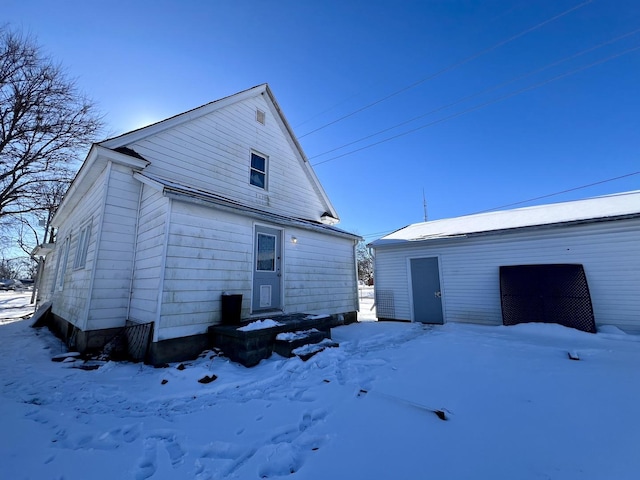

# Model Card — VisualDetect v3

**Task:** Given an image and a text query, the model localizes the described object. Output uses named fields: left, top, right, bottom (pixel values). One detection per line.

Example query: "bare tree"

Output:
left=13, top=181, right=67, bottom=255
left=0, top=26, right=103, bottom=220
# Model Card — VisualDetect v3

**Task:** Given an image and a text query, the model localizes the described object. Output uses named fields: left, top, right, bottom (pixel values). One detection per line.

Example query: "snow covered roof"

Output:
left=134, top=173, right=361, bottom=241
left=371, top=190, right=640, bottom=247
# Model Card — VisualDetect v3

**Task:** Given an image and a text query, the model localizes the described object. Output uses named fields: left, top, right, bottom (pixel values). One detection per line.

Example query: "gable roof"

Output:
left=371, top=190, right=640, bottom=248
left=53, top=84, right=341, bottom=228
left=99, top=84, right=339, bottom=220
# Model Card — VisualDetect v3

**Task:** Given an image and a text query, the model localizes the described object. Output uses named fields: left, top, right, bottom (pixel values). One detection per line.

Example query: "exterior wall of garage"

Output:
left=373, top=217, right=640, bottom=333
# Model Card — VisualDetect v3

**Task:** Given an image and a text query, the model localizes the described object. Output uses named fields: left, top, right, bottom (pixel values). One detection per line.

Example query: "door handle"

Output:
left=434, top=291, right=441, bottom=298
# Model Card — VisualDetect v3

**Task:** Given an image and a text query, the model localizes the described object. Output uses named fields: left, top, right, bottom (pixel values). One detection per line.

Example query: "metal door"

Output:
left=252, top=226, right=282, bottom=312
left=410, top=257, right=443, bottom=324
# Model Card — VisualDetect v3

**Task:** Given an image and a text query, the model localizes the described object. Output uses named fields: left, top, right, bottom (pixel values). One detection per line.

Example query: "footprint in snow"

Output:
left=198, top=441, right=258, bottom=477
left=135, top=431, right=186, bottom=479
left=135, top=437, right=158, bottom=480
left=257, top=442, right=303, bottom=478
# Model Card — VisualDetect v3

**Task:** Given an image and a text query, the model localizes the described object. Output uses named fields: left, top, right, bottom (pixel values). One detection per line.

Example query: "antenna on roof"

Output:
left=423, top=189, right=428, bottom=222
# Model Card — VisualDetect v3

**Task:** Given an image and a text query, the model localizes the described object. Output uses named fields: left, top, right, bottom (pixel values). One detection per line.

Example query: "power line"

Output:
left=311, top=44, right=640, bottom=167
left=310, top=27, right=640, bottom=161
left=292, top=3, right=523, bottom=130
left=472, top=171, right=640, bottom=214
left=298, top=0, right=594, bottom=139
left=292, top=89, right=365, bottom=129
left=359, top=170, right=640, bottom=240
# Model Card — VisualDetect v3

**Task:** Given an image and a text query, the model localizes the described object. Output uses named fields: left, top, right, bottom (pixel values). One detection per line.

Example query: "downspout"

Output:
left=126, top=180, right=144, bottom=320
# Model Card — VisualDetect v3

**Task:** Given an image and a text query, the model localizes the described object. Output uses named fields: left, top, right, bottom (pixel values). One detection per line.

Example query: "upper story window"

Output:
left=250, top=152, right=268, bottom=189
left=256, top=109, right=266, bottom=125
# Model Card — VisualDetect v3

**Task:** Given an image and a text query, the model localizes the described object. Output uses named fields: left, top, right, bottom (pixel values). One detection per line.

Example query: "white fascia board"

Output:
left=32, top=243, right=55, bottom=256
left=163, top=188, right=359, bottom=241
left=262, top=85, right=340, bottom=221
left=52, top=145, right=149, bottom=226
left=95, top=145, right=149, bottom=169
left=99, top=84, right=269, bottom=149
left=52, top=144, right=104, bottom=226
left=133, top=172, right=165, bottom=191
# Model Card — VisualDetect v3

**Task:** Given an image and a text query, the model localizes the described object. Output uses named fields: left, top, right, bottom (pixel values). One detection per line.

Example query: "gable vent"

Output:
left=256, top=109, right=266, bottom=125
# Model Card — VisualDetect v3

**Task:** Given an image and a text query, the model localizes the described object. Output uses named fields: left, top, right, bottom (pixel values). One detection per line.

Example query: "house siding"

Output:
left=86, top=162, right=141, bottom=331
left=374, top=218, right=640, bottom=333
left=37, top=85, right=358, bottom=362
left=128, top=185, right=170, bottom=325
left=128, top=95, right=326, bottom=221
left=44, top=165, right=108, bottom=328
left=154, top=200, right=358, bottom=341
left=157, top=201, right=254, bottom=341
left=284, top=228, right=358, bottom=315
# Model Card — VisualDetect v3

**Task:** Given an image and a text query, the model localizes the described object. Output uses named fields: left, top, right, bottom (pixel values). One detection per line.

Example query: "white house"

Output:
left=369, top=191, right=640, bottom=333
left=35, top=84, right=360, bottom=363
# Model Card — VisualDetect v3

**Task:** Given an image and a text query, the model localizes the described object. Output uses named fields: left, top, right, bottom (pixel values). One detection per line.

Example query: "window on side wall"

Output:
left=73, top=221, right=92, bottom=269
left=54, top=236, right=70, bottom=292
left=250, top=152, right=268, bottom=189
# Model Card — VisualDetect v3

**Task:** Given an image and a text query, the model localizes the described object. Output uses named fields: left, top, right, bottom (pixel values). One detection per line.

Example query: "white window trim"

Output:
left=249, top=151, right=268, bottom=190
left=55, top=236, right=70, bottom=292
left=73, top=220, right=92, bottom=269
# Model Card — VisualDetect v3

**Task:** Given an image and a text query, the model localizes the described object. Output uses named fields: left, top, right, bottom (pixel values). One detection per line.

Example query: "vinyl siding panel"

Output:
left=374, top=218, right=640, bottom=333
left=284, top=229, right=358, bottom=315
left=156, top=201, right=253, bottom=340
left=129, top=185, right=169, bottom=324
left=86, top=163, right=141, bottom=330
left=154, top=200, right=357, bottom=341
left=43, top=165, right=108, bottom=328
left=129, top=95, right=327, bottom=222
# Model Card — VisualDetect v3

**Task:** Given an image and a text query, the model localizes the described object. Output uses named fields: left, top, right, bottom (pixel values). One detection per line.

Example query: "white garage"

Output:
left=369, top=191, right=640, bottom=333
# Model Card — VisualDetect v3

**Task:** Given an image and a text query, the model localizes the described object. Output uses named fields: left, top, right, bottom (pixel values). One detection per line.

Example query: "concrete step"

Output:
left=292, top=338, right=340, bottom=361
left=273, top=328, right=330, bottom=358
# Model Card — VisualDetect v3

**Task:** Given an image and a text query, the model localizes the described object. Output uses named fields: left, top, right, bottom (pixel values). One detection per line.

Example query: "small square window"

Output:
left=250, top=152, right=267, bottom=189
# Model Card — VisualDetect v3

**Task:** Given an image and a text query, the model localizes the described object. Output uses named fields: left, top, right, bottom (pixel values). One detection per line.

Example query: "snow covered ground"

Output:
left=2, top=290, right=640, bottom=480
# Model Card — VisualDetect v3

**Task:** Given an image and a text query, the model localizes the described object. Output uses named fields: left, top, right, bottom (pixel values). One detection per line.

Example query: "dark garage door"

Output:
left=499, top=264, right=596, bottom=333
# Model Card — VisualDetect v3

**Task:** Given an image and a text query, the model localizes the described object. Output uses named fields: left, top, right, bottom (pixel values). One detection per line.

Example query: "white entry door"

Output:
left=252, top=226, right=282, bottom=312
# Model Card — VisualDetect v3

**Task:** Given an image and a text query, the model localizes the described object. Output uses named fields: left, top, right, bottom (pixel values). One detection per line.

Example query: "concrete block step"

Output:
left=292, top=338, right=340, bottom=361
left=273, top=328, right=330, bottom=358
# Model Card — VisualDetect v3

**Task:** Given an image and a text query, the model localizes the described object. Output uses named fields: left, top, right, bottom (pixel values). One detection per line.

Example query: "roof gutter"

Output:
left=133, top=173, right=360, bottom=241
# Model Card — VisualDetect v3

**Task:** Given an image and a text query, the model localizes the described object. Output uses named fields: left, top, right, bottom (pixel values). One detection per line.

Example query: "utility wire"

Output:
left=298, top=0, right=594, bottom=139
left=472, top=171, right=640, bottom=214
left=310, top=27, right=640, bottom=160
left=312, top=44, right=640, bottom=167
left=360, top=170, right=640, bottom=240
left=293, top=3, right=523, bottom=130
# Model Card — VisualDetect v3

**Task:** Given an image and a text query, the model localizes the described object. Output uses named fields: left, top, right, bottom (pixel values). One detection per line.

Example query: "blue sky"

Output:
left=5, top=0, right=640, bottom=241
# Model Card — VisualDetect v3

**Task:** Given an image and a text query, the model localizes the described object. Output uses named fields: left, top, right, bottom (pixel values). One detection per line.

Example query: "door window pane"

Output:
left=256, top=233, right=276, bottom=271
